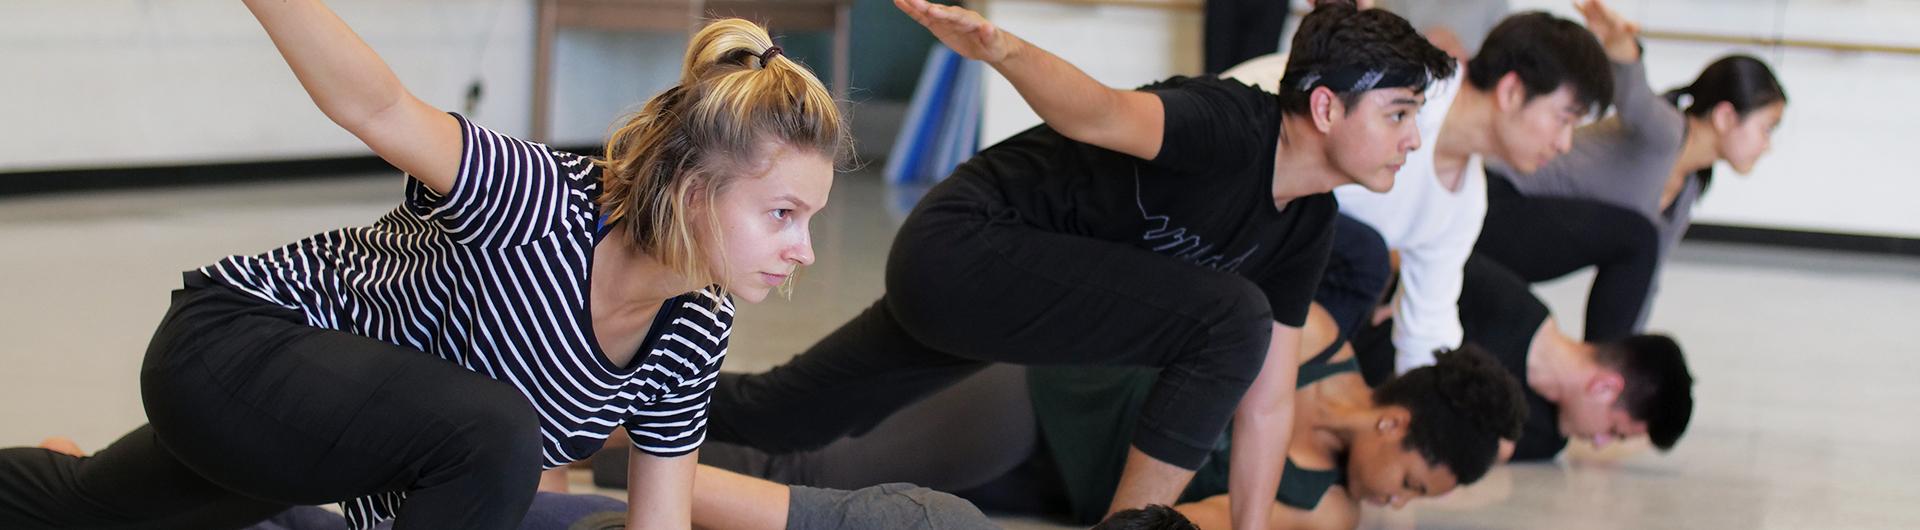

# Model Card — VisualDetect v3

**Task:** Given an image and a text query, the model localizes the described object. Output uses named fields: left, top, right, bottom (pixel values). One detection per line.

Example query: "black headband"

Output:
left=1292, top=66, right=1427, bottom=94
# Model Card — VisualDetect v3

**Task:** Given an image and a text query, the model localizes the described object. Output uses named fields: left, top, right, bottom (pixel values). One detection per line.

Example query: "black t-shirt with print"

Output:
left=940, top=75, right=1335, bottom=327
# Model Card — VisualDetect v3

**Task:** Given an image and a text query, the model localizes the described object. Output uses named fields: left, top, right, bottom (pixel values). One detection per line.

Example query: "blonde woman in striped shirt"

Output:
left=0, top=2, right=844, bottom=529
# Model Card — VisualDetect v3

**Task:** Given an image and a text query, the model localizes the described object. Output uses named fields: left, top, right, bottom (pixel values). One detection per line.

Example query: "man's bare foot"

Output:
left=38, top=437, right=86, bottom=457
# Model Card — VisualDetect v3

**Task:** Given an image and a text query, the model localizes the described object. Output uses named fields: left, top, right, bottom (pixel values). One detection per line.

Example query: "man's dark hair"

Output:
left=1466, top=11, right=1615, bottom=116
left=1595, top=334, right=1695, bottom=450
left=1092, top=504, right=1200, bottom=530
left=1278, top=4, right=1457, bottom=115
left=1373, top=345, right=1527, bottom=485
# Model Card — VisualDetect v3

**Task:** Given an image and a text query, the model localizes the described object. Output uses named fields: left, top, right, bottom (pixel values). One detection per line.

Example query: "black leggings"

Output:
left=1475, top=175, right=1660, bottom=342
left=709, top=178, right=1274, bottom=470
left=0, top=275, right=543, bottom=530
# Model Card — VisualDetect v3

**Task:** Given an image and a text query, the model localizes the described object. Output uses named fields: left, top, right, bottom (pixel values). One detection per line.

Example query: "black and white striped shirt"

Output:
left=200, top=114, right=730, bottom=528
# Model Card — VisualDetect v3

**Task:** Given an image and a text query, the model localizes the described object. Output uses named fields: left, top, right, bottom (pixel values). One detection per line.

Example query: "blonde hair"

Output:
left=598, top=18, right=848, bottom=292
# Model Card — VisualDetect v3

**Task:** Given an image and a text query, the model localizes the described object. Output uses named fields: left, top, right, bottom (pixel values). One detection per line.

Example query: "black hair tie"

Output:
left=759, top=46, right=784, bottom=68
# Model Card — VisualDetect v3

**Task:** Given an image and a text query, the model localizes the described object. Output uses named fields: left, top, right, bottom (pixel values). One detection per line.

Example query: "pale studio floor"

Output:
left=1, top=172, right=1916, bottom=529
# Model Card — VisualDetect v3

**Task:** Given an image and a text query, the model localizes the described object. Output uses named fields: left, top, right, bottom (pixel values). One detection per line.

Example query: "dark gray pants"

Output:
left=700, top=364, right=1036, bottom=493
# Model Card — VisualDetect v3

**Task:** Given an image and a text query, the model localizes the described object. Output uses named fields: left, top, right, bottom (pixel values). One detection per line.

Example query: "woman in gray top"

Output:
left=1475, top=0, right=1787, bottom=340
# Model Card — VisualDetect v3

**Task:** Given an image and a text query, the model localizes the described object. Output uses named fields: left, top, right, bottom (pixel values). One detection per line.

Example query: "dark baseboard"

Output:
left=1684, top=223, right=1920, bottom=257
left=0, top=156, right=398, bottom=198
left=6, top=157, right=1916, bottom=259
left=0, top=145, right=604, bottom=198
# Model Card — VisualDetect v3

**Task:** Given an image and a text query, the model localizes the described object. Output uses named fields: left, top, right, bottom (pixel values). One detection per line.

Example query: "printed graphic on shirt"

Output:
left=1133, top=169, right=1259, bottom=272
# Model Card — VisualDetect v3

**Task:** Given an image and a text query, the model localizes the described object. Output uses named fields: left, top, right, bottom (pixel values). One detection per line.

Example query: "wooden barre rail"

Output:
left=976, top=0, right=1920, bottom=57
left=1010, top=0, right=1201, bottom=11
left=1640, top=29, right=1920, bottom=57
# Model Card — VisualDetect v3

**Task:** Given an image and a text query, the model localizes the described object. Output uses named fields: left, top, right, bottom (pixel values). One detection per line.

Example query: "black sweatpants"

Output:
left=0, top=274, right=543, bottom=530
left=1475, top=174, right=1660, bottom=342
left=709, top=178, right=1275, bottom=470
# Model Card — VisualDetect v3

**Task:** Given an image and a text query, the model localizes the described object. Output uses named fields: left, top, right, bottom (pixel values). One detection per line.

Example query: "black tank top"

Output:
left=1027, top=349, right=1360, bottom=521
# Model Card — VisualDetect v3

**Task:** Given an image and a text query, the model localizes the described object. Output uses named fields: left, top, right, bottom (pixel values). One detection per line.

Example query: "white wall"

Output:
left=0, top=0, right=682, bottom=172
left=1509, top=0, right=1920, bottom=239
left=977, top=0, right=1203, bottom=145
left=6, top=0, right=1917, bottom=238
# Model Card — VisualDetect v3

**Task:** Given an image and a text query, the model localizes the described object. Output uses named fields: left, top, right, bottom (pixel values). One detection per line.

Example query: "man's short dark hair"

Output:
left=1278, top=4, right=1457, bottom=115
left=1596, top=334, right=1695, bottom=450
left=1092, top=504, right=1200, bottom=530
left=1466, top=11, right=1615, bottom=116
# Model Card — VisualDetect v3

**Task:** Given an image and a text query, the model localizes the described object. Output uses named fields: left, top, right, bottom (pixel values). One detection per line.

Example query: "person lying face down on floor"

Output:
left=1028, top=309, right=1528, bottom=530
left=1350, top=254, right=1696, bottom=461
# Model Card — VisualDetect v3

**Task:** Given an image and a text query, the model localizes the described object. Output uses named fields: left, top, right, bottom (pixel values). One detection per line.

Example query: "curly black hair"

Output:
left=1278, top=4, right=1457, bottom=115
left=1372, top=344, right=1528, bottom=485
left=1596, top=334, right=1695, bottom=451
left=1092, top=504, right=1200, bottom=530
left=1467, top=11, right=1615, bottom=116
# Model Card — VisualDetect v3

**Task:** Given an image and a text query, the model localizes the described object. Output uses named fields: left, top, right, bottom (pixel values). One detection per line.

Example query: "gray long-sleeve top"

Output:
left=1490, top=60, right=1703, bottom=258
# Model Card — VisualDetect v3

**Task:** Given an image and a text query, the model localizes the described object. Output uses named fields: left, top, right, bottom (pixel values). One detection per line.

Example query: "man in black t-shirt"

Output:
left=709, top=2, right=1455, bottom=527
left=1354, top=254, right=1696, bottom=461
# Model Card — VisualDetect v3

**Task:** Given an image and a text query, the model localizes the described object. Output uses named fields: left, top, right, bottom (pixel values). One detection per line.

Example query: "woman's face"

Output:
left=1716, top=101, right=1785, bottom=175
left=703, top=144, right=834, bottom=303
left=1344, top=410, right=1462, bottom=509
